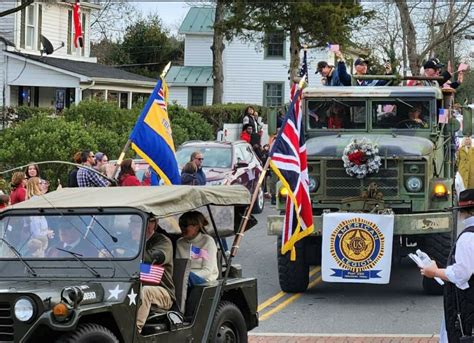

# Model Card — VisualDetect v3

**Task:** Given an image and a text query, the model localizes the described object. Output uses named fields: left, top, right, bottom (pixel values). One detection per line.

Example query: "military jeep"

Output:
left=0, top=186, right=257, bottom=342
left=268, top=85, right=473, bottom=294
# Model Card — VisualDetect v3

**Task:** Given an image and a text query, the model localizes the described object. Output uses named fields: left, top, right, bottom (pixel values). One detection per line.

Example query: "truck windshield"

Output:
left=307, top=99, right=366, bottom=130
left=0, top=214, right=143, bottom=259
left=372, top=99, right=431, bottom=130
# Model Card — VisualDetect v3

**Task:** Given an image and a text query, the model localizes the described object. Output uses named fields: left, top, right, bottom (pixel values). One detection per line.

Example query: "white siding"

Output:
left=0, top=44, right=4, bottom=107
left=184, top=35, right=213, bottom=67
left=0, top=2, right=15, bottom=42
left=6, top=55, right=81, bottom=88
left=169, top=87, right=188, bottom=108
left=206, top=87, right=213, bottom=105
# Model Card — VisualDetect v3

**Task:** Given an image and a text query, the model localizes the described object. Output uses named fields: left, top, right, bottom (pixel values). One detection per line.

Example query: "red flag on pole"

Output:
left=73, top=1, right=83, bottom=49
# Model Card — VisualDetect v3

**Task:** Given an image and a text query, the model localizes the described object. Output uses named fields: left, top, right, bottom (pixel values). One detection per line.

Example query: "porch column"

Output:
left=127, top=91, right=133, bottom=109
left=75, top=87, right=82, bottom=106
left=104, top=89, right=108, bottom=102
left=5, top=85, right=11, bottom=106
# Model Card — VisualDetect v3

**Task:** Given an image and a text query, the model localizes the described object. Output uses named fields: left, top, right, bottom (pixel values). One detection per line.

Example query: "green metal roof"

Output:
left=179, top=7, right=215, bottom=34
left=166, top=66, right=213, bottom=87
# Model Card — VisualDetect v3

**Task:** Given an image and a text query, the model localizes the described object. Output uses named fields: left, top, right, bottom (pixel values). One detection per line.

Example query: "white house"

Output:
left=0, top=0, right=155, bottom=111
left=165, top=7, right=333, bottom=108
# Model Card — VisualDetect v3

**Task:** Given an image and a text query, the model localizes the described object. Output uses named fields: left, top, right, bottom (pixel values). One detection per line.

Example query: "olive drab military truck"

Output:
left=267, top=85, right=474, bottom=295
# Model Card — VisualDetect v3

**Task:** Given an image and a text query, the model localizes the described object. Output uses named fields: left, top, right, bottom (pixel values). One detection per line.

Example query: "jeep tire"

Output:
left=277, top=236, right=309, bottom=293
left=420, top=233, right=452, bottom=295
left=209, top=301, right=247, bottom=343
left=56, top=323, right=119, bottom=343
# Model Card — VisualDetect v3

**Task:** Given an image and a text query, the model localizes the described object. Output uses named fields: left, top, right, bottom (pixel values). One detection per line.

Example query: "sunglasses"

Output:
left=197, top=158, right=204, bottom=161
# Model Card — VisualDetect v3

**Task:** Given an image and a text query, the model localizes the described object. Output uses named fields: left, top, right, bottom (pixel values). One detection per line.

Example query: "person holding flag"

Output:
left=126, top=67, right=181, bottom=185
left=268, top=48, right=314, bottom=261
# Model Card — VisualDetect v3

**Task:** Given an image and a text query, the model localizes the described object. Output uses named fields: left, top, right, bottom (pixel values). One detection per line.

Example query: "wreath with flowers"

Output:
left=342, top=138, right=381, bottom=179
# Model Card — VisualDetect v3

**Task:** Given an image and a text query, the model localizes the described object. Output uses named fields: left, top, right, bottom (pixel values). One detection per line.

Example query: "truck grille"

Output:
left=325, top=160, right=399, bottom=197
left=0, top=302, right=14, bottom=341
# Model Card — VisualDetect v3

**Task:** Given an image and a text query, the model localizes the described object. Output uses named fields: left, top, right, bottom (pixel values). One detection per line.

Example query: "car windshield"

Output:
left=0, top=214, right=143, bottom=259
left=307, top=99, right=366, bottom=130
left=372, top=99, right=431, bottom=130
left=176, top=146, right=232, bottom=168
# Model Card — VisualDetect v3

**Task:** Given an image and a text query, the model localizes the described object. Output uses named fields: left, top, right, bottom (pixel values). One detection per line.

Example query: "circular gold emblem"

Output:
left=330, top=218, right=384, bottom=272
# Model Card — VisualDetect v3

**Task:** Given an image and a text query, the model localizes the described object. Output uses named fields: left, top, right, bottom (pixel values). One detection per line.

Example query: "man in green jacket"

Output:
left=136, top=216, right=176, bottom=333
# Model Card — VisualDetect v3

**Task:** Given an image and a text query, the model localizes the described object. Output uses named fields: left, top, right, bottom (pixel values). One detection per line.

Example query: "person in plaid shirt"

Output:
left=77, top=150, right=109, bottom=187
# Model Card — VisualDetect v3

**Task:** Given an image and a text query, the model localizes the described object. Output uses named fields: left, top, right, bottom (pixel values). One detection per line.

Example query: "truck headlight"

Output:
left=405, top=176, right=423, bottom=192
left=433, top=183, right=448, bottom=198
left=308, top=177, right=318, bottom=192
left=14, top=297, right=35, bottom=322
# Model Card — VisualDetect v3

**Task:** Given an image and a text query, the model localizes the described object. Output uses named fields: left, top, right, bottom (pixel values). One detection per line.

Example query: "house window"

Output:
left=67, top=10, right=86, bottom=56
left=265, top=31, right=285, bottom=58
left=188, top=87, right=206, bottom=107
left=25, top=5, right=36, bottom=49
left=264, top=82, right=284, bottom=108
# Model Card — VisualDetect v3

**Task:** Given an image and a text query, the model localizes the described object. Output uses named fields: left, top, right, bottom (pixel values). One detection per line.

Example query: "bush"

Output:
left=189, top=103, right=268, bottom=133
left=168, top=104, right=214, bottom=146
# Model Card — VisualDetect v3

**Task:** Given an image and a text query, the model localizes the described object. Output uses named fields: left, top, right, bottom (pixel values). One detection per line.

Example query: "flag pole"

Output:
left=111, top=62, right=172, bottom=180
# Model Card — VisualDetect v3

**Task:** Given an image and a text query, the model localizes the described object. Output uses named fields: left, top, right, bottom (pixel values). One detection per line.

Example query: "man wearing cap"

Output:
left=352, top=58, right=392, bottom=86
left=136, top=216, right=175, bottom=334
left=421, top=189, right=474, bottom=342
left=76, top=150, right=109, bottom=187
left=315, top=51, right=351, bottom=86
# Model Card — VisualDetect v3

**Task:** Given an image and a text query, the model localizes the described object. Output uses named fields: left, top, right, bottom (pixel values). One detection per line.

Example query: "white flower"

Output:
left=342, top=138, right=381, bottom=178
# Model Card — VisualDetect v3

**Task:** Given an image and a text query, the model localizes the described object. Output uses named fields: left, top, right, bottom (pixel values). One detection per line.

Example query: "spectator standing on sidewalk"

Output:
left=77, top=150, right=109, bottom=187
left=9, top=172, right=27, bottom=205
left=118, top=158, right=150, bottom=186
left=190, top=152, right=206, bottom=185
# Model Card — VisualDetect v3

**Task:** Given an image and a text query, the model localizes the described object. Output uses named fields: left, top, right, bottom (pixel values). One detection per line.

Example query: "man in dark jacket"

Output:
left=136, top=216, right=175, bottom=333
left=351, top=57, right=392, bottom=86
left=421, top=189, right=474, bottom=342
left=315, top=51, right=351, bottom=86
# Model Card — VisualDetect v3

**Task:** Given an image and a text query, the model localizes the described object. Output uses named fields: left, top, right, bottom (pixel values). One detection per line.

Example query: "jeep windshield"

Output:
left=176, top=146, right=232, bottom=168
left=0, top=213, right=143, bottom=259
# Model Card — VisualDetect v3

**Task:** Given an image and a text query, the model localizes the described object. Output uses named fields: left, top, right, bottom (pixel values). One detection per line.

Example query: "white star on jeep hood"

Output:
left=107, top=284, right=124, bottom=300
left=127, top=288, right=137, bottom=305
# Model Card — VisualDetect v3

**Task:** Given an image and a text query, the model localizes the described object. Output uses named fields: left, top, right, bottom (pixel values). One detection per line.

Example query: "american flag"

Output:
left=140, top=263, right=164, bottom=284
left=190, top=245, right=209, bottom=260
left=298, top=49, right=308, bottom=83
left=269, top=62, right=314, bottom=260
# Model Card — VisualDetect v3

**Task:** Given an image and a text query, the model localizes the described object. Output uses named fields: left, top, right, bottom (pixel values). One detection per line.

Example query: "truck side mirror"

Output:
left=267, top=108, right=277, bottom=136
left=462, top=107, right=473, bottom=137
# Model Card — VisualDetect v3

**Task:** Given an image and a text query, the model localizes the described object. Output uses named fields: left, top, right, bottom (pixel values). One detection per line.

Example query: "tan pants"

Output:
left=136, top=286, right=172, bottom=332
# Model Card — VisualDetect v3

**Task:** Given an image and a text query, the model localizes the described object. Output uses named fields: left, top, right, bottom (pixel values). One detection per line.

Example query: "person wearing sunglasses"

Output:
left=190, top=151, right=206, bottom=186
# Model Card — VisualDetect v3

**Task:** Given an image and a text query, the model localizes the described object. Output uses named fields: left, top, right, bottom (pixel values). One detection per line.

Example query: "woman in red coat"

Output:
left=118, top=159, right=150, bottom=186
left=10, top=172, right=27, bottom=205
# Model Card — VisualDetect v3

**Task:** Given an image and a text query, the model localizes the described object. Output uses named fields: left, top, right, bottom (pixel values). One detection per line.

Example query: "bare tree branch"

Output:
left=0, top=0, right=34, bottom=18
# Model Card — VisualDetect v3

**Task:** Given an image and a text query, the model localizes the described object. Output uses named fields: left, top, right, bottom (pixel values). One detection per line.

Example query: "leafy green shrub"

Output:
left=5, top=106, right=54, bottom=122
left=168, top=104, right=214, bottom=146
left=189, top=103, right=268, bottom=132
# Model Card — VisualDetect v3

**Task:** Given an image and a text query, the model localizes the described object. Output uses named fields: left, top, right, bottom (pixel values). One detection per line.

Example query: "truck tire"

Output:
left=209, top=301, right=247, bottom=343
left=420, top=233, right=452, bottom=295
left=56, top=323, right=119, bottom=343
left=252, top=187, right=265, bottom=214
left=277, top=236, right=309, bottom=293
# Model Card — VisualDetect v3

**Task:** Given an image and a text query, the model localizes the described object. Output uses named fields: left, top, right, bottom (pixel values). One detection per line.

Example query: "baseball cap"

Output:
left=354, top=58, right=369, bottom=66
left=315, top=61, right=329, bottom=74
left=423, top=59, right=443, bottom=70
left=95, top=152, right=105, bottom=161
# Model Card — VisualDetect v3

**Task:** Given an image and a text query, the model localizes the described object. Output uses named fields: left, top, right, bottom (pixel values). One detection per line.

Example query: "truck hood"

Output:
left=306, top=134, right=434, bottom=157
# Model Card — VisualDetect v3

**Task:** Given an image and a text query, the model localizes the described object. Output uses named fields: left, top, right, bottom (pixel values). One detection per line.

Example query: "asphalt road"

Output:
left=234, top=202, right=444, bottom=336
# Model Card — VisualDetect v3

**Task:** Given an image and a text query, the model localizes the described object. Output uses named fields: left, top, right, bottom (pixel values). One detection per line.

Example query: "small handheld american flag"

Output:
left=190, top=245, right=209, bottom=260
left=140, top=263, right=164, bottom=284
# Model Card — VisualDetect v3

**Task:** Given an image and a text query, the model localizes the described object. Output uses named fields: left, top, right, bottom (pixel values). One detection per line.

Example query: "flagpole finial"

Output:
left=160, top=62, right=172, bottom=78
left=298, top=76, right=307, bottom=90
left=302, top=44, right=308, bottom=51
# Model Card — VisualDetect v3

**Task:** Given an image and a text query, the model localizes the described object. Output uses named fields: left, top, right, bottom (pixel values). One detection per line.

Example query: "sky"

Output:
left=133, top=2, right=192, bottom=34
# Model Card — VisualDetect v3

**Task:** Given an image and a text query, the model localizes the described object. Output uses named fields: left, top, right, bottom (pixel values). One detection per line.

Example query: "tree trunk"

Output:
left=211, top=0, right=225, bottom=105
left=288, top=28, right=301, bottom=87
left=394, top=0, right=421, bottom=75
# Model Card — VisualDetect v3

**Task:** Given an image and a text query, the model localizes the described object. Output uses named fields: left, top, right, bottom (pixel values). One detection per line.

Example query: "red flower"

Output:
left=348, top=150, right=365, bottom=166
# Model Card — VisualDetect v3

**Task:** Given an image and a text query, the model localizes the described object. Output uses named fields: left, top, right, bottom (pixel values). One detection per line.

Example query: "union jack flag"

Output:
left=140, top=263, right=164, bottom=284
left=155, top=79, right=168, bottom=111
left=269, top=62, right=313, bottom=260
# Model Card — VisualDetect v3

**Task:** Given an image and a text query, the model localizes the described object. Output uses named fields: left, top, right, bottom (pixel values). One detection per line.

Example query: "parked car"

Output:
left=176, top=141, right=265, bottom=213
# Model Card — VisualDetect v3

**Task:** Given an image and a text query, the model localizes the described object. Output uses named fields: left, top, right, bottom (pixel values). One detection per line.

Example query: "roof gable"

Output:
left=179, top=7, right=215, bottom=34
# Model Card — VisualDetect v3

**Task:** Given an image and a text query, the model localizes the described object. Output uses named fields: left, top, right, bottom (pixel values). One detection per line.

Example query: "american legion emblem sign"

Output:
left=322, top=213, right=394, bottom=284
